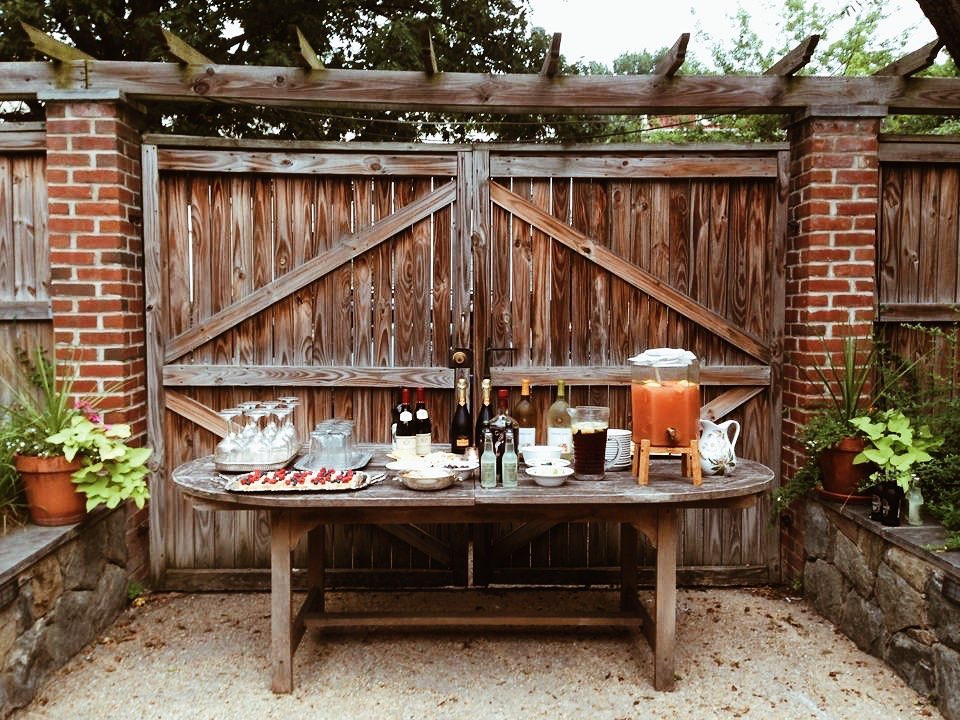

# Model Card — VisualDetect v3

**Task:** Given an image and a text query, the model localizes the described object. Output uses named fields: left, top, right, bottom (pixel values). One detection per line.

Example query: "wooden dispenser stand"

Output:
left=633, top=437, right=702, bottom=486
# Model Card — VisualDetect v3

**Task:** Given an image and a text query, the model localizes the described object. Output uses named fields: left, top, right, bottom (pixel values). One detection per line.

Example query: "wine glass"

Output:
left=215, top=407, right=243, bottom=463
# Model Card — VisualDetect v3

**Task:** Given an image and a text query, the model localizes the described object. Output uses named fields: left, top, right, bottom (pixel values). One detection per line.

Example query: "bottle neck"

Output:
left=481, top=380, right=492, bottom=406
left=556, top=380, right=565, bottom=399
left=456, top=380, right=468, bottom=406
left=520, top=379, right=530, bottom=398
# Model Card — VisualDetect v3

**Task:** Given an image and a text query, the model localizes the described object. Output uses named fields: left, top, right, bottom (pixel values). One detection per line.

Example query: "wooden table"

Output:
left=173, top=449, right=773, bottom=693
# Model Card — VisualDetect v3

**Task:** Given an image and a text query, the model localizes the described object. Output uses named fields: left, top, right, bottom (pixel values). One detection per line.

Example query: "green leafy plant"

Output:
left=850, top=409, right=943, bottom=492
left=0, top=345, right=151, bottom=512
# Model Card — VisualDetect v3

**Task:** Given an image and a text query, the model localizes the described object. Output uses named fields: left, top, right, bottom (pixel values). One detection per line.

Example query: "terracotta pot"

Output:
left=816, top=437, right=872, bottom=501
left=14, top=454, right=87, bottom=526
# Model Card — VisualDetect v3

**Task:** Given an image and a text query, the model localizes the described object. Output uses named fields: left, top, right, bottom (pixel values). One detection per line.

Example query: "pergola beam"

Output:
left=20, top=22, right=94, bottom=62
left=421, top=28, right=438, bottom=76
left=293, top=26, right=324, bottom=71
left=540, top=33, right=562, bottom=78
left=4, top=60, right=960, bottom=114
left=653, top=34, right=689, bottom=77
left=161, top=28, right=214, bottom=65
left=873, top=38, right=944, bottom=77
left=764, top=35, right=820, bottom=77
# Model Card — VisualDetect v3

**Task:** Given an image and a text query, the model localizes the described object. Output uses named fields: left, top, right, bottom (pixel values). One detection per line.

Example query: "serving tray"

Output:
left=222, top=468, right=385, bottom=493
left=214, top=448, right=300, bottom=474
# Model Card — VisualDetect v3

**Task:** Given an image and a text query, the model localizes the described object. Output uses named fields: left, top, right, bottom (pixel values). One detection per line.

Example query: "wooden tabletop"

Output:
left=172, top=444, right=774, bottom=512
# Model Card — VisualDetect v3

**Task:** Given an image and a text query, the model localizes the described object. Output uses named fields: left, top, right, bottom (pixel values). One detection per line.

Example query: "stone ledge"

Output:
left=0, top=508, right=112, bottom=595
left=815, top=497, right=960, bottom=583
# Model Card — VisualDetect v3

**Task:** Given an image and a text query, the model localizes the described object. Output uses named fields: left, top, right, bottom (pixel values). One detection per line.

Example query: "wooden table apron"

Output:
left=172, top=452, right=774, bottom=694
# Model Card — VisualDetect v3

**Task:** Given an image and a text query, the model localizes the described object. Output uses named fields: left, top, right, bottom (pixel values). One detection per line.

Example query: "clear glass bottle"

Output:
left=546, top=379, right=572, bottom=457
left=501, top=431, right=518, bottom=488
left=906, top=484, right=924, bottom=526
left=489, top=388, right=519, bottom=479
left=514, top=378, right=536, bottom=450
left=479, top=430, right=497, bottom=489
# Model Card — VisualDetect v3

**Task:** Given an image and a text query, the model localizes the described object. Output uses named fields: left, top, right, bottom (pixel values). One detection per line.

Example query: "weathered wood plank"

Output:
left=489, top=365, right=769, bottom=385
left=653, top=33, right=689, bottom=77
left=550, top=177, right=571, bottom=367
left=163, top=364, right=456, bottom=388
left=11, top=155, right=38, bottom=301
left=165, top=389, right=228, bottom=437
left=879, top=140, right=960, bottom=163
left=0, top=300, right=51, bottom=320
left=489, top=155, right=778, bottom=179
left=69, top=61, right=960, bottom=114
left=165, top=181, right=455, bottom=362
left=489, top=182, right=770, bottom=363
left=157, top=149, right=457, bottom=175
left=0, top=130, right=45, bottom=152
left=764, top=35, right=820, bottom=77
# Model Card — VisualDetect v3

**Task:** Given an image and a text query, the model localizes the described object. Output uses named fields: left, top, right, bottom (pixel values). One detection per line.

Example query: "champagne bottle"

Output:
left=546, top=379, right=573, bottom=457
left=501, top=430, right=518, bottom=488
left=514, top=378, right=537, bottom=450
left=474, top=378, right=494, bottom=448
left=479, top=430, right=497, bottom=489
left=414, top=386, right=432, bottom=456
left=395, top=387, right=416, bottom=457
left=489, top=388, right=518, bottom=478
left=450, top=377, right=472, bottom=454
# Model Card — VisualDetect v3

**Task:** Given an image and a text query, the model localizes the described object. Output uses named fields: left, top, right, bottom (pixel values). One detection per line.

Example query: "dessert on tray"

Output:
left=223, top=467, right=384, bottom=492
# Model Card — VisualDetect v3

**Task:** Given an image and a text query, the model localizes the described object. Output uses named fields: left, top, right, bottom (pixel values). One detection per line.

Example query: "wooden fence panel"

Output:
left=149, top=144, right=783, bottom=589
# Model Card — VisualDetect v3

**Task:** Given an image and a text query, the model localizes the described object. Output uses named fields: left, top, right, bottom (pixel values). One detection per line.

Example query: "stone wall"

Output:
left=804, top=500, right=960, bottom=720
left=0, top=510, right=129, bottom=718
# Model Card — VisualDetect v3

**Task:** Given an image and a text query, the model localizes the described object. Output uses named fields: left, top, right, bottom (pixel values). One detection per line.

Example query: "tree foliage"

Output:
left=0, top=0, right=556, bottom=140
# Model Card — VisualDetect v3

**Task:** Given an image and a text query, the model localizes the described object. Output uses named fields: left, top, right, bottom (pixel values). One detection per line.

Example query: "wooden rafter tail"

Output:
left=764, top=34, right=820, bottom=77
left=20, top=21, right=95, bottom=62
left=540, top=32, right=562, bottom=78
left=653, top=33, right=689, bottom=77
left=292, top=26, right=324, bottom=71
left=161, top=28, right=215, bottom=65
left=420, top=27, right=438, bottom=76
left=873, top=38, right=945, bottom=77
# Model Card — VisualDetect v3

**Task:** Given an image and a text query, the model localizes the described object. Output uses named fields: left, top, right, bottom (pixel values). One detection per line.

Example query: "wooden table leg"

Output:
left=307, top=523, right=325, bottom=613
left=270, top=509, right=294, bottom=693
left=620, top=522, right=638, bottom=611
left=653, top=507, right=678, bottom=691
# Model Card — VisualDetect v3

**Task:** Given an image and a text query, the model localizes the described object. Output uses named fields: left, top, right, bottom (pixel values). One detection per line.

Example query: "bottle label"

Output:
left=399, top=410, right=413, bottom=422
left=395, top=435, right=417, bottom=457
left=547, top=427, right=573, bottom=453
left=416, top=409, right=429, bottom=420
left=517, top=427, right=536, bottom=449
left=455, top=436, right=470, bottom=448
left=415, top=433, right=432, bottom=456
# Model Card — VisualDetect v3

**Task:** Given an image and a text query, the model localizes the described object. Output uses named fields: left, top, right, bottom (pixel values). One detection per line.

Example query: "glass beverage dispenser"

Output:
left=629, top=348, right=700, bottom=448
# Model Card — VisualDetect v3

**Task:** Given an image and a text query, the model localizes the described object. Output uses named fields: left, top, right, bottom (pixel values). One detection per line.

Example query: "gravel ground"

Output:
left=13, top=587, right=942, bottom=720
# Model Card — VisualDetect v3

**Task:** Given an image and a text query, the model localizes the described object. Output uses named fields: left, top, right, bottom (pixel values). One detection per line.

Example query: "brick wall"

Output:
left=781, top=115, right=881, bottom=583
left=44, top=98, right=149, bottom=579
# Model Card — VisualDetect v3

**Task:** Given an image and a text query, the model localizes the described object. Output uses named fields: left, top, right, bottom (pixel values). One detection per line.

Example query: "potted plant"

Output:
left=849, top=409, right=942, bottom=525
left=775, top=331, right=920, bottom=511
left=0, top=345, right=151, bottom=526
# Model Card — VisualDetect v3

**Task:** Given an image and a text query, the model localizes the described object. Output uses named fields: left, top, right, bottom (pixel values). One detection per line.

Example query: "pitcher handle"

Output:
left=721, top=420, right=741, bottom=448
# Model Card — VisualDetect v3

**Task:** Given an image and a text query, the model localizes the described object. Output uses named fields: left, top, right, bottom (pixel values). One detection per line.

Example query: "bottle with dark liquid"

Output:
left=488, top=388, right=519, bottom=478
left=414, top=386, right=432, bottom=456
left=475, top=378, right=494, bottom=448
left=450, top=377, right=472, bottom=454
left=395, top=387, right=416, bottom=457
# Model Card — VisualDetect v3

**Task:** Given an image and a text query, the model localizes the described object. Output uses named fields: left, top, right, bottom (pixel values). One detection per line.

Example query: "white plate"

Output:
left=386, top=456, right=479, bottom=473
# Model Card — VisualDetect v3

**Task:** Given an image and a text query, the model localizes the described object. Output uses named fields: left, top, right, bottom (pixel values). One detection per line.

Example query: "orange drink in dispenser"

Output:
left=629, top=349, right=700, bottom=447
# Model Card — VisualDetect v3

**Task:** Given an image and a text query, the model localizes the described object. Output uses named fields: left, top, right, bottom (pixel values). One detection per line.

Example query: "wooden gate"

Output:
left=144, top=139, right=785, bottom=590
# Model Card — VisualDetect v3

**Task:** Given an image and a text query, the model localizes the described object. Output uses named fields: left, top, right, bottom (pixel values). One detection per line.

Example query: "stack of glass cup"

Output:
left=215, top=396, right=300, bottom=466
left=299, top=418, right=356, bottom=470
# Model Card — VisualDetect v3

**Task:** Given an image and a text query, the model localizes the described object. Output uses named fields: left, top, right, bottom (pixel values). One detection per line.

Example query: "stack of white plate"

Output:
left=605, top=429, right=633, bottom=469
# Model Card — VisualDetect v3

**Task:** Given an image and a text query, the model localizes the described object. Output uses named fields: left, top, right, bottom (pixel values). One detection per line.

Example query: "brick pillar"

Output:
left=44, top=94, right=149, bottom=579
left=781, top=113, right=881, bottom=583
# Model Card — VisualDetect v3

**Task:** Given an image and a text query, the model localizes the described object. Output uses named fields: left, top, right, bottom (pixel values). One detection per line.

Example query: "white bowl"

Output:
left=520, top=445, right=563, bottom=465
left=526, top=464, right=573, bottom=487
left=399, top=468, right=457, bottom=491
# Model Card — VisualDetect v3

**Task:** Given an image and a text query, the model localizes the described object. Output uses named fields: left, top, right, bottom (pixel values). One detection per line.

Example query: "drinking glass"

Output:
left=568, top=406, right=610, bottom=480
left=215, top=407, right=243, bottom=463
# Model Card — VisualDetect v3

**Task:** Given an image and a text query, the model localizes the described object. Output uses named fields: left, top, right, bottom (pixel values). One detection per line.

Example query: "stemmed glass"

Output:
left=244, top=406, right=272, bottom=464
left=215, top=407, right=243, bottom=463
left=261, top=400, right=281, bottom=444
